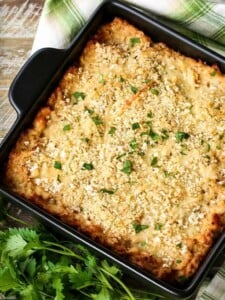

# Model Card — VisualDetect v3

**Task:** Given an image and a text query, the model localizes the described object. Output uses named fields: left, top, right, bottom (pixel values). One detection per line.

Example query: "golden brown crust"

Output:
left=3, top=17, right=225, bottom=283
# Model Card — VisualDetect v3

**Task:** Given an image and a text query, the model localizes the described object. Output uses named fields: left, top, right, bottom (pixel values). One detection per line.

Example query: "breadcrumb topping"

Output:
left=4, top=18, right=225, bottom=282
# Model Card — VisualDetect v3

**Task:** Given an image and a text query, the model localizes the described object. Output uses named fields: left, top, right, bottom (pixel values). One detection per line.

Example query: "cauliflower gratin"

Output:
left=3, top=18, right=225, bottom=283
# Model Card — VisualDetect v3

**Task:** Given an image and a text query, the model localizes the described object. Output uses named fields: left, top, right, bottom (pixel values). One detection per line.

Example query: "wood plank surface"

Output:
left=0, top=0, right=44, bottom=142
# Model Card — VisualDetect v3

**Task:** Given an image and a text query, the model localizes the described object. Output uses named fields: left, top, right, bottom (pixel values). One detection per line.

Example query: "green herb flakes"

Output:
left=63, top=124, right=71, bottom=131
left=176, top=242, right=182, bottom=249
left=82, top=163, right=94, bottom=170
left=108, top=126, right=116, bottom=135
left=100, top=189, right=114, bottom=194
left=85, top=107, right=94, bottom=115
left=161, top=129, right=169, bottom=140
left=149, top=128, right=160, bottom=141
left=99, top=74, right=105, bottom=84
left=147, top=111, right=153, bottom=118
left=130, top=37, right=141, bottom=47
left=116, top=153, right=126, bottom=160
left=54, top=161, right=62, bottom=170
left=121, top=160, right=133, bottom=174
left=119, top=76, right=125, bottom=82
left=210, top=70, right=217, bottom=76
left=132, top=223, right=149, bottom=233
left=151, top=156, right=158, bottom=167
left=176, top=259, right=182, bottom=264
left=91, top=115, right=103, bottom=125
left=151, top=88, right=159, bottom=96
left=130, top=85, right=138, bottom=94
left=206, top=143, right=211, bottom=152
left=81, top=137, right=90, bottom=143
left=132, top=122, right=140, bottom=130
left=175, top=131, right=190, bottom=142
left=129, top=138, right=138, bottom=150
left=138, top=151, right=145, bottom=157
left=73, top=91, right=86, bottom=104
left=140, top=241, right=147, bottom=247
left=155, top=223, right=163, bottom=230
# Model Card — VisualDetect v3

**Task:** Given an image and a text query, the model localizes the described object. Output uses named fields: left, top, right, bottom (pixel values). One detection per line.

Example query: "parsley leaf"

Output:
left=132, top=223, right=149, bottom=233
left=73, top=91, right=86, bottom=104
left=151, top=88, right=159, bottom=96
left=63, top=124, right=71, bottom=131
left=82, top=163, right=94, bottom=170
left=100, top=189, right=114, bottom=195
left=0, top=204, right=165, bottom=300
left=130, top=85, right=138, bottom=94
left=132, top=122, right=140, bottom=130
left=129, top=138, right=138, bottom=150
left=54, top=161, right=62, bottom=170
left=121, top=160, right=133, bottom=174
left=175, top=132, right=190, bottom=142
left=130, top=37, right=141, bottom=47
left=108, top=127, right=116, bottom=136
left=151, top=156, right=158, bottom=167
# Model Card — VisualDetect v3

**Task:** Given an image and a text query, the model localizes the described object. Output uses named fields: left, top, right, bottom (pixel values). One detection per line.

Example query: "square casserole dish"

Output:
left=1, top=0, right=225, bottom=298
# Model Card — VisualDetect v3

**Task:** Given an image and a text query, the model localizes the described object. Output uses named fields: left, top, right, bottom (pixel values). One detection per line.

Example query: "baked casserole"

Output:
left=3, top=18, right=225, bottom=283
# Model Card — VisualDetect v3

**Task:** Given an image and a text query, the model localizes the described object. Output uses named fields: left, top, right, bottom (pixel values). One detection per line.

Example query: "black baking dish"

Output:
left=1, top=1, right=225, bottom=299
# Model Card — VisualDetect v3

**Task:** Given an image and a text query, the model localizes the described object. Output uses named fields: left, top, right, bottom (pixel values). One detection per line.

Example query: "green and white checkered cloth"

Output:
left=32, top=1, right=225, bottom=299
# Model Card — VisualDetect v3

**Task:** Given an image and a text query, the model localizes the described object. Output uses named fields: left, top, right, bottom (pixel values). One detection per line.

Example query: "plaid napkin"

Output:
left=32, top=1, right=225, bottom=299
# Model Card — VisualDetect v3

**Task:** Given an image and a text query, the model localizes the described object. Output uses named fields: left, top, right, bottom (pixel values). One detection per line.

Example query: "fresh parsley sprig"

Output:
left=0, top=198, right=164, bottom=300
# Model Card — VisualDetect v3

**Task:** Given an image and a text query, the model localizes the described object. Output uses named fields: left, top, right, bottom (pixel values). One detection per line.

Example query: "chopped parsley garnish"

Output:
left=161, top=129, right=169, bottom=140
left=176, top=242, right=182, bottom=249
left=140, top=241, right=147, bottom=247
left=99, top=74, right=105, bottom=84
left=54, top=161, right=62, bottom=170
left=100, top=189, right=114, bottom=194
left=206, top=143, right=211, bottom=152
left=116, top=153, right=126, bottom=160
left=82, top=163, right=94, bottom=170
left=149, top=128, right=160, bottom=141
left=91, top=115, right=104, bottom=125
left=151, top=156, right=158, bottom=167
left=151, top=88, right=159, bottom=96
left=132, top=122, right=140, bottom=130
left=175, top=131, right=190, bottom=142
left=145, top=78, right=151, bottom=83
left=85, top=107, right=94, bottom=115
left=164, top=170, right=174, bottom=178
left=130, top=37, right=141, bottom=47
left=133, top=223, right=149, bottom=233
left=180, top=144, right=188, bottom=155
left=147, top=111, right=153, bottom=118
left=119, top=76, right=125, bottom=82
left=176, top=259, right=182, bottom=264
left=63, top=124, right=71, bottom=131
left=81, top=137, right=89, bottom=143
left=138, top=151, right=145, bottom=157
left=108, top=127, right=116, bottom=135
left=73, top=91, right=86, bottom=104
left=130, top=85, right=138, bottom=94
left=210, top=70, right=217, bottom=76
left=155, top=223, right=163, bottom=230
left=57, top=174, right=61, bottom=182
left=129, top=138, right=138, bottom=150
left=121, top=160, right=133, bottom=174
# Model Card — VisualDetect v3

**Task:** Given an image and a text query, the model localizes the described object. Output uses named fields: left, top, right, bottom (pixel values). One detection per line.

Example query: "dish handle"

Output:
left=8, top=47, right=68, bottom=116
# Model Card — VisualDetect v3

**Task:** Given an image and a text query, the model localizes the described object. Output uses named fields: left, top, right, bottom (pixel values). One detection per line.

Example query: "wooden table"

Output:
left=0, top=0, right=44, bottom=143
